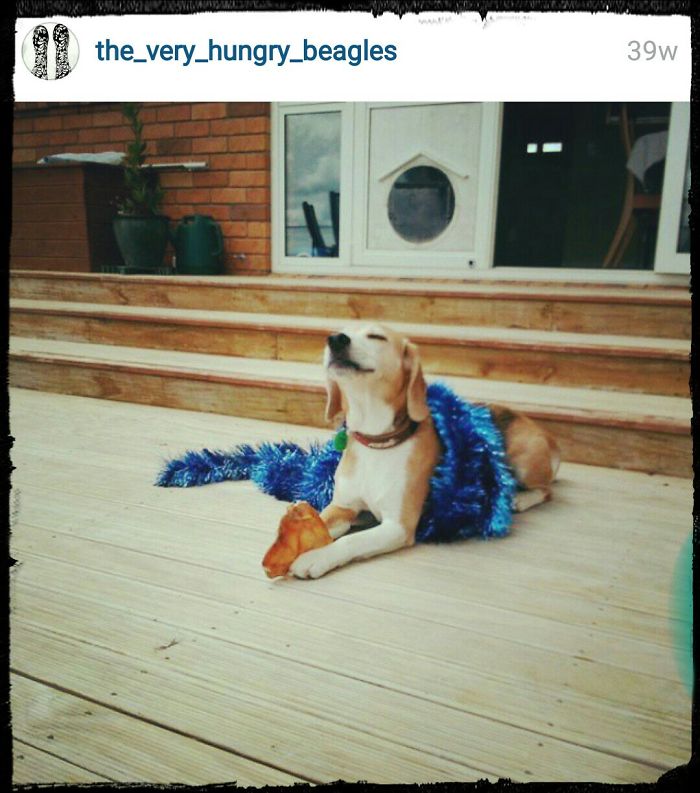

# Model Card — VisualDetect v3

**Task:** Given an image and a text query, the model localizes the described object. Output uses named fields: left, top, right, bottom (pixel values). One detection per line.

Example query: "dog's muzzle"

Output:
left=327, top=333, right=373, bottom=373
left=327, top=333, right=351, bottom=354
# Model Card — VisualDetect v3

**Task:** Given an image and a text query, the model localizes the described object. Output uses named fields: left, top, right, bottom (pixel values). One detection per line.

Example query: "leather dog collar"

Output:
left=351, top=413, right=420, bottom=450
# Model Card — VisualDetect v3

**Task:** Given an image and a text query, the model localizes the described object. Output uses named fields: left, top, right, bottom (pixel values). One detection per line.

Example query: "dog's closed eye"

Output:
left=367, top=333, right=388, bottom=341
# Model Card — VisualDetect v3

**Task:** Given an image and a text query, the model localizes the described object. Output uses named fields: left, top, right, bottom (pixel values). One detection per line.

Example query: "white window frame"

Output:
left=653, top=101, right=690, bottom=274
left=271, top=102, right=354, bottom=274
left=272, top=102, right=689, bottom=284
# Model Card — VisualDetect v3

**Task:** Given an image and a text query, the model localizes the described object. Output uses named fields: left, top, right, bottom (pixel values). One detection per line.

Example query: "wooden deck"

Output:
left=10, top=388, right=692, bottom=784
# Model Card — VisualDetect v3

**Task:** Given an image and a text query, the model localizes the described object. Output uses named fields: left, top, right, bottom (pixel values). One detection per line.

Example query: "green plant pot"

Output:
left=113, top=214, right=170, bottom=272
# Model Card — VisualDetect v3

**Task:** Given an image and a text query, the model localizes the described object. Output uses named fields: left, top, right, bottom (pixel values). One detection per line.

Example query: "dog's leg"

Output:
left=320, top=504, right=358, bottom=540
left=514, top=487, right=551, bottom=512
left=290, top=519, right=409, bottom=579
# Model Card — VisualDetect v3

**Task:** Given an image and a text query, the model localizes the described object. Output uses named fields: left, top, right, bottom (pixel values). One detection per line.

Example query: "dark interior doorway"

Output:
left=493, top=102, right=670, bottom=269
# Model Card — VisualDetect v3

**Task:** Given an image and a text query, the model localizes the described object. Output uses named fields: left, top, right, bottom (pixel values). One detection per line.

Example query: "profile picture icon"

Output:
left=22, top=22, right=79, bottom=80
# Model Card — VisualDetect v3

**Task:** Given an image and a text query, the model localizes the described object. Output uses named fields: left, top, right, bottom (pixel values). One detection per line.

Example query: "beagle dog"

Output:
left=289, top=323, right=560, bottom=579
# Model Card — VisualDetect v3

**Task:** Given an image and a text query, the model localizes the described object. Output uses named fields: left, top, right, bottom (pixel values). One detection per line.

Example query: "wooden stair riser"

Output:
left=10, top=357, right=690, bottom=478
left=11, top=311, right=689, bottom=397
left=10, top=274, right=691, bottom=339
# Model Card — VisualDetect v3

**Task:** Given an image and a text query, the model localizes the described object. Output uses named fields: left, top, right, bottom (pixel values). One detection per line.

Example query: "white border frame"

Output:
left=654, top=101, right=690, bottom=274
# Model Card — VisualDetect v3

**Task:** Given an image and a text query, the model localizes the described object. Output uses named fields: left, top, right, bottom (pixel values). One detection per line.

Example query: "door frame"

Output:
left=653, top=101, right=690, bottom=274
left=271, top=101, right=690, bottom=284
left=350, top=101, right=502, bottom=273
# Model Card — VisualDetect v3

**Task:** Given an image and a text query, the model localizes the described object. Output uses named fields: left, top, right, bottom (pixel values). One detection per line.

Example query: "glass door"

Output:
left=654, top=102, right=690, bottom=274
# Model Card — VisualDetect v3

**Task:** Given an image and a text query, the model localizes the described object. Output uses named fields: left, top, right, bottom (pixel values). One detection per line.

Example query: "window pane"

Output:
left=388, top=166, right=455, bottom=243
left=285, top=112, right=341, bottom=258
left=677, top=146, right=690, bottom=254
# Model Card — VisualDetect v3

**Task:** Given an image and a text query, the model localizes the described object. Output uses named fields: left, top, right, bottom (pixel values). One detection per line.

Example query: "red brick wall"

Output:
left=12, top=102, right=272, bottom=274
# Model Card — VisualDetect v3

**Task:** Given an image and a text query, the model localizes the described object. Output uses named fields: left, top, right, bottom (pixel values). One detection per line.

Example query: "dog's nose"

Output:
left=328, top=333, right=351, bottom=353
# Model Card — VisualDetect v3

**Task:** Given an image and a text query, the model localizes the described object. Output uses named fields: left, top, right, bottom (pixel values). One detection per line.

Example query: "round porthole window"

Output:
left=387, top=165, right=455, bottom=243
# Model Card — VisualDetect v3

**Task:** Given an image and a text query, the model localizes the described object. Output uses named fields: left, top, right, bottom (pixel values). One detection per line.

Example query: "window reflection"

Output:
left=285, top=112, right=341, bottom=257
left=388, top=166, right=455, bottom=243
left=677, top=146, right=690, bottom=254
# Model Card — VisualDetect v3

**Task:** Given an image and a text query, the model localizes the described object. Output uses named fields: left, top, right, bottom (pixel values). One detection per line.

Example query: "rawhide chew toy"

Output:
left=262, top=501, right=333, bottom=578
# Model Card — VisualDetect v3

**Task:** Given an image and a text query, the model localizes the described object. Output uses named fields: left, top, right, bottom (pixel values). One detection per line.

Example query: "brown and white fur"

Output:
left=289, top=323, right=559, bottom=579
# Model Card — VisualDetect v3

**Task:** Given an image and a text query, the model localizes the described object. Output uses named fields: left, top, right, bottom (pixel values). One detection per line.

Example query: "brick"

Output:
left=192, top=103, right=228, bottom=120
left=227, top=134, right=267, bottom=153
left=13, top=116, right=33, bottom=133
left=109, top=126, right=134, bottom=143
left=229, top=204, right=269, bottom=221
left=244, top=187, right=270, bottom=204
left=91, top=110, right=126, bottom=128
left=13, top=148, right=37, bottom=164
left=202, top=205, right=230, bottom=221
left=166, top=204, right=194, bottom=217
left=226, top=102, right=270, bottom=118
left=140, top=107, right=158, bottom=123
left=61, top=113, right=92, bottom=130
left=191, top=136, right=228, bottom=154
left=156, top=105, right=192, bottom=122
left=193, top=170, right=229, bottom=187
left=78, top=127, right=112, bottom=144
left=220, top=221, right=248, bottom=237
left=210, top=187, right=247, bottom=203
left=157, top=138, right=193, bottom=156
left=32, top=115, right=63, bottom=132
left=14, top=131, right=47, bottom=147
left=208, top=153, right=248, bottom=170
left=210, top=118, right=247, bottom=136
left=225, top=237, right=269, bottom=255
left=247, top=221, right=270, bottom=237
left=159, top=172, right=194, bottom=188
left=229, top=170, right=268, bottom=187
left=143, top=122, right=175, bottom=139
left=244, top=116, right=270, bottom=133
left=48, top=130, right=80, bottom=146
left=174, top=188, right=211, bottom=204
left=245, top=152, right=270, bottom=169
left=175, top=120, right=210, bottom=137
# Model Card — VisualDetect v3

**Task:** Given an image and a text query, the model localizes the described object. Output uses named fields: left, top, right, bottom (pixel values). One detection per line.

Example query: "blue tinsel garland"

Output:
left=156, top=382, right=516, bottom=543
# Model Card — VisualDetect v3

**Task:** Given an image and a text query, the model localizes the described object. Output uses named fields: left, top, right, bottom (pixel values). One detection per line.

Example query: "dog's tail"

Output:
left=155, top=440, right=340, bottom=511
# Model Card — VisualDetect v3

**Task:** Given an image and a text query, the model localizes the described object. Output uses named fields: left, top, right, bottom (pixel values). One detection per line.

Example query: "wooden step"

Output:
left=10, top=300, right=690, bottom=397
left=9, top=338, right=691, bottom=478
left=10, top=271, right=691, bottom=339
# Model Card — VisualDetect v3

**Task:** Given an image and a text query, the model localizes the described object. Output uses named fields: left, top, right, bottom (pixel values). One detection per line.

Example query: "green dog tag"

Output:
left=333, top=428, right=348, bottom=451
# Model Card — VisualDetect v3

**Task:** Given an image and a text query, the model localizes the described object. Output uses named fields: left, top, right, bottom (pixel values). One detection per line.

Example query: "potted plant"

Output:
left=112, top=102, right=170, bottom=273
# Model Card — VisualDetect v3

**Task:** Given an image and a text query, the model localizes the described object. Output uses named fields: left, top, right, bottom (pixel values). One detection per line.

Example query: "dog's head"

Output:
left=323, top=323, right=429, bottom=425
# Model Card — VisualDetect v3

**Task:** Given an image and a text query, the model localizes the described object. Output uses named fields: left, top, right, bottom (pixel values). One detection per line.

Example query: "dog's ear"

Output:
left=403, top=341, right=430, bottom=422
left=325, top=377, right=344, bottom=424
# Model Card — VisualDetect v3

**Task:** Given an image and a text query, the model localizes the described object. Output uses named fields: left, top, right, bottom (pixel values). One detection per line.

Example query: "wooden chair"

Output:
left=603, top=104, right=662, bottom=268
left=329, top=191, right=340, bottom=251
left=302, top=200, right=338, bottom=257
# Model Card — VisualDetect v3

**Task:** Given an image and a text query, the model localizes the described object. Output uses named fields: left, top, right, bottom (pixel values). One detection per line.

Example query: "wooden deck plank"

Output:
left=11, top=597, right=673, bottom=782
left=9, top=389, right=691, bottom=782
left=10, top=300, right=690, bottom=355
left=13, top=739, right=111, bottom=784
left=11, top=300, right=689, bottom=396
left=9, top=338, right=691, bottom=424
left=11, top=674, right=303, bottom=785
left=11, top=623, right=495, bottom=784
left=9, top=341, right=691, bottom=476
left=10, top=271, right=690, bottom=338
left=11, top=546, right=691, bottom=770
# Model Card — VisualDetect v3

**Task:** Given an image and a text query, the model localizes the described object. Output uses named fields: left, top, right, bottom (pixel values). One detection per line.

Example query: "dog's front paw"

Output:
left=290, top=547, right=337, bottom=579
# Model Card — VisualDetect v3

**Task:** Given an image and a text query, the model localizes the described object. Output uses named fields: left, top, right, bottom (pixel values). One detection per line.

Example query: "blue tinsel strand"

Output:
left=155, top=383, right=516, bottom=543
